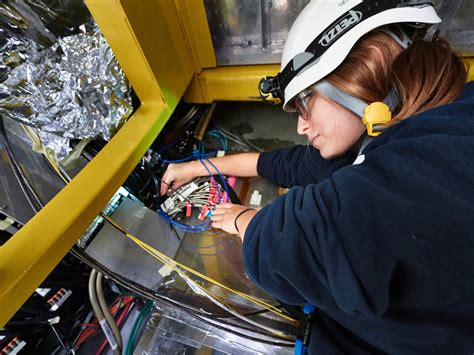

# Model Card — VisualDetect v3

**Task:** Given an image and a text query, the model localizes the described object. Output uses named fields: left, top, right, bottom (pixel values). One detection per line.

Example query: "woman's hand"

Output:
left=210, top=203, right=257, bottom=239
left=160, top=162, right=200, bottom=196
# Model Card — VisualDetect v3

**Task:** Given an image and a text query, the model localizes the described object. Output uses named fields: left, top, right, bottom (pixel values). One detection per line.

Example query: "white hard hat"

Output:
left=258, top=0, right=441, bottom=112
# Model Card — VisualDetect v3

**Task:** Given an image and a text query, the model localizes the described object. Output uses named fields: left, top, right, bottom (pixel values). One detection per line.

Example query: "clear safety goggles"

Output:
left=293, top=89, right=313, bottom=120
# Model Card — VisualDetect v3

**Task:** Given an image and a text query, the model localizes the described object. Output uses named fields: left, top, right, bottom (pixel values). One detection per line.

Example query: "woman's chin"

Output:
left=319, top=151, right=332, bottom=159
left=320, top=148, right=343, bottom=160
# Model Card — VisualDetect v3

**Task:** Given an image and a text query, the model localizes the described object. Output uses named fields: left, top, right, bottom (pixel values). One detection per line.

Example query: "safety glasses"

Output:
left=293, top=89, right=313, bottom=120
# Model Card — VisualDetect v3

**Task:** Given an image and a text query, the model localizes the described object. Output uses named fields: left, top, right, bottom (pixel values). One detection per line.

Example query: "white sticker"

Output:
left=48, top=316, right=61, bottom=325
left=158, top=264, right=174, bottom=277
left=352, top=154, right=365, bottom=165
left=100, top=319, right=118, bottom=350
left=35, top=288, right=51, bottom=297
left=250, top=190, right=262, bottom=206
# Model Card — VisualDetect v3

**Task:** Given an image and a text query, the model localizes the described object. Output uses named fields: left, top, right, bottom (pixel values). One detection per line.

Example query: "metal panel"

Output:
left=168, top=220, right=275, bottom=312
left=3, top=118, right=69, bottom=205
left=437, top=0, right=474, bottom=54
left=144, top=303, right=293, bottom=354
left=204, top=0, right=474, bottom=66
left=85, top=197, right=182, bottom=291
left=0, top=127, right=37, bottom=226
left=204, top=0, right=309, bottom=65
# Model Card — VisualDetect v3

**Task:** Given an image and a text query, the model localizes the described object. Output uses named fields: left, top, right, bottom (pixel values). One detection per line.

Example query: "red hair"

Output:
left=326, top=30, right=467, bottom=123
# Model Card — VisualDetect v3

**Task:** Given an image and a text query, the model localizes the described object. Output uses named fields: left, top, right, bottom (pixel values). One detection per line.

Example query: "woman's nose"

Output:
left=297, top=116, right=311, bottom=136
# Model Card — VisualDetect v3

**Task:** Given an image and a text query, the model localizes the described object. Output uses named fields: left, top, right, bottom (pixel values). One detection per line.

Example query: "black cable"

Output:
left=154, top=174, right=194, bottom=205
left=138, top=176, right=152, bottom=196
left=19, top=306, right=51, bottom=316
left=168, top=222, right=182, bottom=242
left=146, top=169, right=160, bottom=194
left=6, top=317, right=52, bottom=326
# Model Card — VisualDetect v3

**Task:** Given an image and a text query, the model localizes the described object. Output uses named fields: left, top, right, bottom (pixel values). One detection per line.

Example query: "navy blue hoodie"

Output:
left=244, top=82, right=474, bottom=354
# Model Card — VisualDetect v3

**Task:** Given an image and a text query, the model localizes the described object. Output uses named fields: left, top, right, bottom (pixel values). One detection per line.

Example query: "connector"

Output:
left=47, top=288, right=72, bottom=312
left=1, top=337, right=26, bottom=355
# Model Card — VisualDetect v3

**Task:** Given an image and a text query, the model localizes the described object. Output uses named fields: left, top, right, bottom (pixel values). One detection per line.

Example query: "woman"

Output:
left=160, top=1, right=474, bottom=353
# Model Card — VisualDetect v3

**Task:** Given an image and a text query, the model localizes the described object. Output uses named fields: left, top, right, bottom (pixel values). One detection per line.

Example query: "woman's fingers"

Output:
left=160, top=173, right=174, bottom=195
left=214, top=203, right=233, bottom=210
left=159, top=162, right=196, bottom=195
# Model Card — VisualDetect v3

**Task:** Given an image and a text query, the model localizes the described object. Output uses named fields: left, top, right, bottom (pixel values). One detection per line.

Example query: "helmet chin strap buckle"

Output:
left=362, top=102, right=392, bottom=137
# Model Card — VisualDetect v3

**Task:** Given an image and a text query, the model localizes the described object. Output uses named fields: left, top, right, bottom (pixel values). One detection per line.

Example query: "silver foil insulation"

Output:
left=0, top=1, right=132, bottom=160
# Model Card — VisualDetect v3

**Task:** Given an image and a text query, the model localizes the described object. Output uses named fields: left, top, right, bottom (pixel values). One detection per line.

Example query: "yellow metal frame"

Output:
left=185, top=65, right=280, bottom=103
left=0, top=0, right=214, bottom=326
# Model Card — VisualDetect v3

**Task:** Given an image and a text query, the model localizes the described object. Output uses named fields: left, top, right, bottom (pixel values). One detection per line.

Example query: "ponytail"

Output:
left=391, top=37, right=467, bottom=122
left=326, top=30, right=467, bottom=123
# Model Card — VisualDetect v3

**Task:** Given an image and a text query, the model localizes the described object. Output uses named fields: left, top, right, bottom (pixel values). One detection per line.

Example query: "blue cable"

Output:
left=203, top=156, right=230, bottom=203
left=159, top=155, right=196, bottom=164
left=159, top=151, right=216, bottom=164
left=160, top=210, right=209, bottom=228
left=159, top=210, right=211, bottom=232
left=197, top=157, right=222, bottom=203
left=158, top=131, right=230, bottom=232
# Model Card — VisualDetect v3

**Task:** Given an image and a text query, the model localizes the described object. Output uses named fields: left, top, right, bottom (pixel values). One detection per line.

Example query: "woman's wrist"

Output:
left=191, top=159, right=209, bottom=177
left=235, top=209, right=258, bottom=241
left=234, top=208, right=255, bottom=233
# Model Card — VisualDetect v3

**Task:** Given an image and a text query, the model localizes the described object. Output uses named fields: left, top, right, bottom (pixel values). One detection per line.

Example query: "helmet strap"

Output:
left=312, top=81, right=400, bottom=137
left=312, top=81, right=367, bottom=117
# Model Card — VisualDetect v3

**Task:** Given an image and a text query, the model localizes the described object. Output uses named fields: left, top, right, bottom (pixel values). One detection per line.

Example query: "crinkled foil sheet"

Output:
left=0, top=1, right=132, bottom=160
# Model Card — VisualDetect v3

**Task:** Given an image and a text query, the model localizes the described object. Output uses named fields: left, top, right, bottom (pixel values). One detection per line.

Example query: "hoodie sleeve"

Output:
left=256, top=145, right=354, bottom=188
left=243, top=137, right=474, bottom=316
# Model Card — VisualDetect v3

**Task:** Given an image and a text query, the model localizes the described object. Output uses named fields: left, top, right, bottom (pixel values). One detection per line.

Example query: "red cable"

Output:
left=74, top=296, right=132, bottom=349
left=94, top=300, right=134, bottom=355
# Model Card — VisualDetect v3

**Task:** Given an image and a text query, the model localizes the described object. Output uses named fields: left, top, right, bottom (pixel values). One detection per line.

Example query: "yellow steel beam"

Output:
left=0, top=103, right=170, bottom=325
left=86, top=0, right=196, bottom=108
left=184, top=64, right=280, bottom=103
left=0, top=0, right=196, bottom=326
left=185, top=56, right=474, bottom=104
left=174, top=0, right=217, bottom=72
